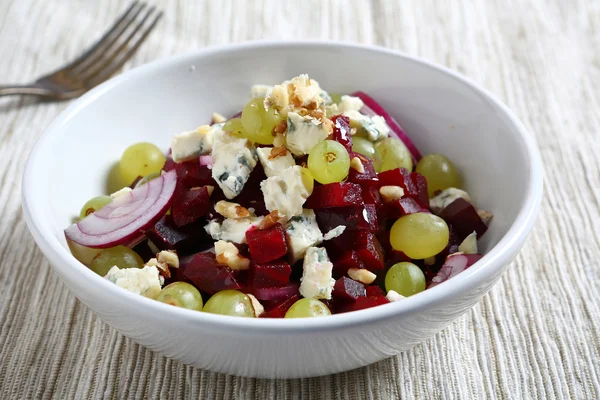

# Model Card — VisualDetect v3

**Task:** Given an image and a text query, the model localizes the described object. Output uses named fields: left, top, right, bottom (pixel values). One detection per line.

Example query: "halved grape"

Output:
left=390, top=213, right=449, bottom=259
left=300, top=167, right=315, bottom=195
left=156, top=282, right=203, bottom=311
left=89, top=246, right=144, bottom=276
left=385, top=262, right=426, bottom=296
left=373, top=138, right=412, bottom=173
left=241, top=97, right=281, bottom=145
left=79, top=195, right=112, bottom=220
left=203, top=290, right=255, bottom=317
left=120, top=142, right=166, bottom=185
left=284, top=298, right=331, bottom=318
left=307, top=140, right=350, bottom=184
left=329, top=93, right=343, bottom=105
left=352, top=136, right=376, bottom=159
left=415, top=153, right=462, bottom=197
left=223, top=118, right=246, bottom=137
left=135, top=172, right=161, bottom=188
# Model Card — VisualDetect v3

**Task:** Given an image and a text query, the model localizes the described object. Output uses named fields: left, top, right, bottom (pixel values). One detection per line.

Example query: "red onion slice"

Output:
left=249, top=283, right=300, bottom=301
left=65, top=170, right=177, bottom=248
left=351, top=91, right=422, bottom=162
left=428, top=253, right=483, bottom=288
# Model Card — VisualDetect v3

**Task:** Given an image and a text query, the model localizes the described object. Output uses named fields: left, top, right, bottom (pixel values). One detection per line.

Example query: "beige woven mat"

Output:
left=1, top=0, right=598, bottom=398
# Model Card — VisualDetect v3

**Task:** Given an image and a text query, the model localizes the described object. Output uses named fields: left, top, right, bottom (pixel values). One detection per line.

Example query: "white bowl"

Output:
left=22, top=41, right=543, bottom=378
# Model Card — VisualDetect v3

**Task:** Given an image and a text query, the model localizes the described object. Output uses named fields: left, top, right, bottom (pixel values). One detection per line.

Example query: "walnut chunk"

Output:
left=145, top=257, right=171, bottom=279
left=215, top=200, right=250, bottom=219
left=157, top=250, right=179, bottom=269
left=350, top=157, right=365, bottom=174
left=379, top=186, right=405, bottom=202
left=258, top=211, right=281, bottom=230
left=273, top=119, right=287, bottom=135
left=348, top=268, right=376, bottom=284
left=268, top=146, right=289, bottom=160
left=215, top=240, right=251, bottom=270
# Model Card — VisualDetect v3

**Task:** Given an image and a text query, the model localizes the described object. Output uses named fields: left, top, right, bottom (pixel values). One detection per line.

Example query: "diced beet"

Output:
left=383, top=197, right=423, bottom=218
left=378, top=168, right=418, bottom=198
left=316, top=204, right=378, bottom=233
left=182, top=252, right=242, bottom=294
left=250, top=283, right=299, bottom=301
left=305, top=182, right=363, bottom=209
left=332, top=250, right=363, bottom=277
left=348, top=152, right=379, bottom=187
left=173, top=161, right=214, bottom=189
left=365, top=285, right=385, bottom=297
left=248, top=260, right=292, bottom=288
left=331, top=115, right=352, bottom=152
left=232, top=163, right=269, bottom=216
left=144, top=215, right=212, bottom=255
left=246, top=223, right=288, bottom=264
left=333, top=276, right=366, bottom=302
left=261, top=294, right=299, bottom=318
left=441, top=198, right=488, bottom=239
left=362, top=186, right=383, bottom=207
left=355, top=231, right=385, bottom=271
left=338, top=295, right=389, bottom=313
left=387, top=250, right=411, bottom=267
left=172, top=186, right=212, bottom=227
left=163, top=156, right=177, bottom=172
left=411, top=172, right=429, bottom=209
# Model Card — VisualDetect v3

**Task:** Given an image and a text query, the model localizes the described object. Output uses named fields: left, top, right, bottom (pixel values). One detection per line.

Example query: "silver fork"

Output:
left=0, top=2, right=162, bottom=100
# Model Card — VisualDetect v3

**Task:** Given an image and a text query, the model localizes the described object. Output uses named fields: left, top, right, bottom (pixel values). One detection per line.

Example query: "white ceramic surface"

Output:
left=21, top=41, right=543, bottom=379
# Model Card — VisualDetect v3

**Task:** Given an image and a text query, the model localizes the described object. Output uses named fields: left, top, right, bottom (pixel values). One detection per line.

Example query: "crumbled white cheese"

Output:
left=266, top=74, right=327, bottom=114
left=286, top=112, right=330, bottom=156
left=386, top=290, right=405, bottom=302
left=250, top=84, right=273, bottom=99
left=337, top=95, right=364, bottom=112
left=284, top=209, right=324, bottom=263
left=261, top=166, right=311, bottom=221
left=215, top=240, right=250, bottom=270
left=171, top=124, right=217, bottom=162
left=289, top=74, right=325, bottom=107
left=430, top=188, right=472, bottom=214
left=110, top=187, right=132, bottom=200
left=300, top=247, right=335, bottom=300
left=458, top=231, right=478, bottom=254
left=323, top=225, right=346, bottom=241
left=204, top=217, right=264, bottom=244
left=348, top=268, right=377, bottom=284
left=256, top=147, right=295, bottom=178
left=211, top=130, right=257, bottom=199
left=214, top=200, right=250, bottom=219
left=105, top=266, right=162, bottom=298
left=379, top=185, right=405, bottom=202
left=343, top=110, right=390, bottom=141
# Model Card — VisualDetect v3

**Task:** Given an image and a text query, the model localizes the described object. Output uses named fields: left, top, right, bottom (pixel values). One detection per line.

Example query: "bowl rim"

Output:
left=21, top=40, right=543, bottom=334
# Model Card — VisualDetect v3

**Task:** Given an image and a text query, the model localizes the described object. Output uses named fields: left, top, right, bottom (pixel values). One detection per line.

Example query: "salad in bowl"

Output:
left=64, top=74, right=492, bottom=319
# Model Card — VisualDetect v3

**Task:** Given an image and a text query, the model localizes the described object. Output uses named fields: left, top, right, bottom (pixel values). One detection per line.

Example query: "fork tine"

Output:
left=83, top=8, right=162, bottom=85
left=66, top=2, right=146, bottom=73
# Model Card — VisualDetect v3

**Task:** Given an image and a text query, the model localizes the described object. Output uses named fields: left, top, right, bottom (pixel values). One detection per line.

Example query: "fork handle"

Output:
left=0, top=84, right=53, bottom=97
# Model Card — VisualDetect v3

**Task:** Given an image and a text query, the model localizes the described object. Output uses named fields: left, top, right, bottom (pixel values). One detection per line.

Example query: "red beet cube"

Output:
left=316, top=204, right=378, bottom=233
left=246, top=223, right=288, bottom=264
left=305, top=182, right=363, bottom=209
left=441, top=198, right=488, bottom=239
left=378, top=168, right=418, bottom=198
left=261, top=294, right=299, bottom=318
left=331, top=115, right=352, bottom=152
left=172, top=186, right=212, bottom=227
left=249, top=283, right=299, bottom=302
left=182, top=252, right=242, bottom=294
left=411, top=172, right=429, bottom=209
left=145, top=215, right=212, bottom=255
left=332, top=250, right=364, bottom=276
left=163, top=155, right=177, bottom=172
left=232, top=163, right=269, bottom=216
left=324, top=231, right=356, bottom=262
left=365, top=285, right=385, bottom=297
left=173, top=161, right=214, bottom=189
left=348, top=152, right=379, bottom=187
left=362, top=186, right=383, bottom=207
left=386, top=250, right=411, bottom=267
left=355, top=231, right=385, bottom=271
left=248, top=260, right=292, bottom=288
left=333, top=276, right=366, bottom=302
left=338, top=295, right=389, bottom=312
left=384, top=197, right=423, bottom=218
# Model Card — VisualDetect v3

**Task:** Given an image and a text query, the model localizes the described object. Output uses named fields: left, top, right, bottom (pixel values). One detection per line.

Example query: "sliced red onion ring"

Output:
left=428, top=253, right=482, bottom=288
left=65, top=170, right=177, bottom=248
left=351, top=91, right=422, bottom=162
left=199, top=155, right=213, bottom=167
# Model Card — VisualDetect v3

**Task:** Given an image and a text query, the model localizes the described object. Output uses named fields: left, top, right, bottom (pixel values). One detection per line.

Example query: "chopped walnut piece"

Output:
left=268, top=146, right=289, bottom=160
left=273, top=133, right=286, bottom=147
left=258, top=210, right=281, bottom=230
left=350, top=157, right=365, bottom=174
left=215, top=240, right=251, bottom=270
left=308, top=108, right=324, bottom=120
left=145, top=257, right=171, bottom=279
left=379, top=186, right=405, bottom=202
left=348, top=268, right=377, bottom=284
left=157, top=250, right=179, bottom=269
left=205, top=185, right=215, bottom=196
left=477, top=209, right=494, bottom=225
left=273, top=119, right=287, bottom=135
left=247, top=294, right=265, bottom=317
left=215, top=200, right=250, bottom=219
left=386, top=290, right=405, bottom=302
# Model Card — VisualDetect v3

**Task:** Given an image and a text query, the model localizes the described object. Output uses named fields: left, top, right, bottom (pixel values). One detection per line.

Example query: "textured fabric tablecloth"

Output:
left=1, top=0, right=599, bottom=398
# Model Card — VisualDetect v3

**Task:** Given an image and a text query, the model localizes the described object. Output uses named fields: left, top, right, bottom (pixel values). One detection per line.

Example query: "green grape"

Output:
left=156, top=282, right=203, bottom=311
left=203, top=290, right=255, bottom=317
left=79, top=195, right=112, bottom=220
left=135, top=172, right=161, bottom=188
left=223, top=118, right=246, bottom=137
left=390, top=213, right=449, bottom=259
left=329, top=93, right=343, bottom=105
left=300, top=167, right=314, bottom=195
left=373, top=138, right=413, bottom=173
left=89, top=246, right=144, bottom=276
left=285, top=298, right=331, bottom=318
left=385, top=262, right=426, bottom=297
left=352, top=137, right=376, bottom=159
left=241, top=97, right=281, bottom=145
left=307, top=140, right=350, bottom=184
left=119, top=142, right=166, bottom=185
left=415, top=153, right=462, bottom=197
